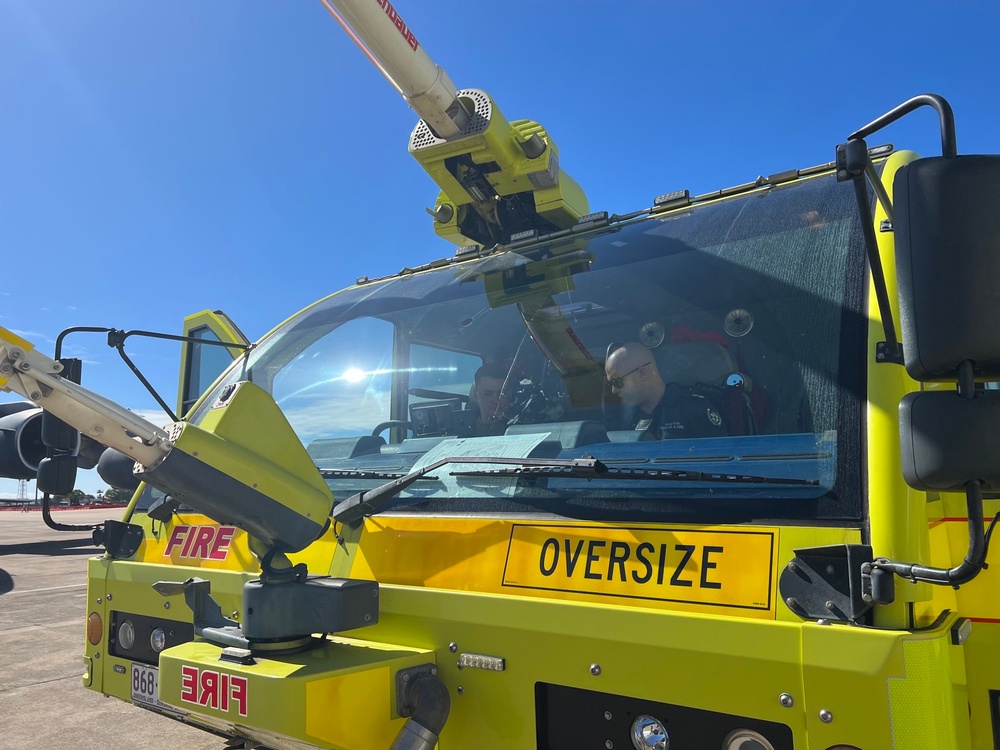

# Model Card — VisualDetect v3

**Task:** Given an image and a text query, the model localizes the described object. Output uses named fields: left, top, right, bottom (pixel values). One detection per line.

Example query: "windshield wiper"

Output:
left=452, top=465, right=819, bottom=486
left=331, top=457, right=607, bottom=525
left=320, top=469, right=424, bottom=481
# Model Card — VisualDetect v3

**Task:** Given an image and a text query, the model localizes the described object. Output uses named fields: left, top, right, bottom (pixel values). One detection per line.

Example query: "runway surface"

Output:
left=0, top=507, right=223, bottom=750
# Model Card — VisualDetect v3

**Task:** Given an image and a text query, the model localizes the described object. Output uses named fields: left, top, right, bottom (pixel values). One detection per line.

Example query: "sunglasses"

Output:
left=608, top=361, right=651, bottom=390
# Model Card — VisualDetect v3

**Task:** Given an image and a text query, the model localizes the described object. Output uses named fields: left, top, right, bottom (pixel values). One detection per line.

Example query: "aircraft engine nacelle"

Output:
left=0, top=402, right=45, bottom=480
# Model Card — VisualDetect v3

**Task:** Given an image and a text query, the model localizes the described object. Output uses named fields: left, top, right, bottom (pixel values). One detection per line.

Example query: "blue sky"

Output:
left=2, top=0, right=998, bottom=498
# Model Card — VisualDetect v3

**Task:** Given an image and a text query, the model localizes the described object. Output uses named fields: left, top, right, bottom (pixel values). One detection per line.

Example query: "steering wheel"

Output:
left=371, top=420, right=414, bottom=438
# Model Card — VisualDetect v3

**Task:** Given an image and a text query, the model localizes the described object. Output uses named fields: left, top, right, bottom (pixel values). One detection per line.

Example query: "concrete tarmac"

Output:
left=0, top=508, right=223, bottom=750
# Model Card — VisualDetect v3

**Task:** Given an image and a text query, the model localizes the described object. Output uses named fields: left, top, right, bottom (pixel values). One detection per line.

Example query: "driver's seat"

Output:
left=658, top=341, right=737, bottom=387
left=656, top=341, right=757, bottom=435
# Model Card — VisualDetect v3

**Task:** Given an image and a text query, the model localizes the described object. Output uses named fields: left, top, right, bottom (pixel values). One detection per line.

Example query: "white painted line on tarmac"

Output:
left=4, top=583, right=87, bottom=596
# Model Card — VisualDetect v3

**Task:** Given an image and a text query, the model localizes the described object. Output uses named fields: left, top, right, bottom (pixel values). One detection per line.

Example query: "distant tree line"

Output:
left=61, top=488, right=134, bottom=505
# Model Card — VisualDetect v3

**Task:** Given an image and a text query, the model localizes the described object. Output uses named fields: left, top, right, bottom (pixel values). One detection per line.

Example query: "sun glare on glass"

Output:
left=342, top=367, right=366, bottom=383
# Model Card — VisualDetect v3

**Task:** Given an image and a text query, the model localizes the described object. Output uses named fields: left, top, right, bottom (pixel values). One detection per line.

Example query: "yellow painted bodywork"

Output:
left=158, top=637, right=430, bottom=750
left=86, top=505, right=981, bottom=749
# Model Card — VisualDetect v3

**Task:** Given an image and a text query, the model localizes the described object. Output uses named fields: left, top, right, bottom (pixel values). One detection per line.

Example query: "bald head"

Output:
left=605, top=341, right=665, bottom=413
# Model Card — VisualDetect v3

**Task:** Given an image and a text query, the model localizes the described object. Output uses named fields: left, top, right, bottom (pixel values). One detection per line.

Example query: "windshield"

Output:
left=187, top=172, right=865, bottom=523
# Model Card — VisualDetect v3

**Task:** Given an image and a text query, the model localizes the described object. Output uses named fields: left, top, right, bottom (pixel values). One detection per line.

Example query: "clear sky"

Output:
left=1, top=0, right=998, bottom=498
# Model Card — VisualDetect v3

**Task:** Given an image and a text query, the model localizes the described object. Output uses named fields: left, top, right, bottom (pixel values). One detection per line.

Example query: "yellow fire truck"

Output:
left=2, top=2, right=1000, bottom=748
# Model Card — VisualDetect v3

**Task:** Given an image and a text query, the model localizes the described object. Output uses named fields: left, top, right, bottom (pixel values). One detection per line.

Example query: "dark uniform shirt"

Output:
left=631, top=383, right=728, bottom=439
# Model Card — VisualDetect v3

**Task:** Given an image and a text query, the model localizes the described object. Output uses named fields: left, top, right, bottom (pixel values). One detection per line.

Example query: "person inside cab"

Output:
left=471, top=362, right=513, bottom=436
left=604, top=341, right=727, bottom=439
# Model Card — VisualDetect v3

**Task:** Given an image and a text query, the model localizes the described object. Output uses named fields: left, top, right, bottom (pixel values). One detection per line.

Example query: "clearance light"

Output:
left=150, top=627, right=167, bottom=653
left=117, top=619, right=135, bottom=650
left=631, top=715, right=668, bottom=750
left=87, top=612, right=103, bottom=646
left=951, top=617, right=973, bottom=645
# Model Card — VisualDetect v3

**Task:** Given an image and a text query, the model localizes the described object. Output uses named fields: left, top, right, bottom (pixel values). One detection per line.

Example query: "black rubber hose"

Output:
left=407, top=673, right=451, bottom=736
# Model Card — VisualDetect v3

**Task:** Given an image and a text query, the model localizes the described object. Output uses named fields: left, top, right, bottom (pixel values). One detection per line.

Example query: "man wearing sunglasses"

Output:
left=604, top=341, right=727, bottom=439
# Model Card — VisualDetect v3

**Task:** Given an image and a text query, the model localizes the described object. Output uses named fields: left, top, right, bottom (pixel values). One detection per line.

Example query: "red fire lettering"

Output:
left=189, top=526, right=216, bottom=559
left=166, top=525, right=238, bottom=560
left=181, top=527, right=198, bottom=557
left=179, top=667, right=247, bottom=716
left=198, top=670, right=219, bottom=709
left=209, top=527, right=236, bottom=560
left=164, top=525, right=189, bottom=556
left=231, top=675, right=248, bottom=717
left=180, top=665, right=198, bottom=703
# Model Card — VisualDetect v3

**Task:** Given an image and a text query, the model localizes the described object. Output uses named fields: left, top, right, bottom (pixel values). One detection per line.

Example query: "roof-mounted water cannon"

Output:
left=321, top=0, right=589, bottom=247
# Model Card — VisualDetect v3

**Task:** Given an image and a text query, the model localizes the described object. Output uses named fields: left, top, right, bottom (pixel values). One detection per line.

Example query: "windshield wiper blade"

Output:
left=453, top=465, right=818, bottom=486
left=332, top=457, right=607, bottom=525
left=320, top=469, right=416, bottom=480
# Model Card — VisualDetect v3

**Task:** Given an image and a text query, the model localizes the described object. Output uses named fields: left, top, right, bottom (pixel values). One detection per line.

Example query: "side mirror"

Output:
left=895, top=156, right=1000, bottom=490
left=900, top=390, right=1000, bottom=491
left=39, top=358, right=82, bottom=494
left=895, top=155, right=1000, bottom=381
left=37, top=454, right=78, bottom=497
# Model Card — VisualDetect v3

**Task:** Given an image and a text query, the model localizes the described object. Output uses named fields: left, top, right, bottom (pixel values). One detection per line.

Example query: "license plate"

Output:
left=130, top=663, right=167, bottom=709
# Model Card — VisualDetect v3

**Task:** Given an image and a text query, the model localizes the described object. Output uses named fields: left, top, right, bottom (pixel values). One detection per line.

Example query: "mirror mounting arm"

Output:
left=870, top=477, right=992, bottom=588
left=53, top=325, right=251, bottom=424
left=837, top=137, right=902, bottom=363
left=875, top=365, right=994, bottom=589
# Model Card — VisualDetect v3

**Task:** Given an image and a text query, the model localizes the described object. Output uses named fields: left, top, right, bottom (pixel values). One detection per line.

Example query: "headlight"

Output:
left=117, top=619, right=135, bottom=650
left=631, top=715, right=668, bottom=750
left=150, top=627, right=167, bottom=653
left=723, top=729, right=774, bottom=750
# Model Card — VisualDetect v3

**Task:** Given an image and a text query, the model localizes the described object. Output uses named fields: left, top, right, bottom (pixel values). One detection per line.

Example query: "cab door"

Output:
left=176, top=310, right=249, bottom=417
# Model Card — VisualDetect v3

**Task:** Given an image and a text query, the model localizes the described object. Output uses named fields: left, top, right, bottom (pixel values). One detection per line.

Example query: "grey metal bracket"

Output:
left=152, top=577, right=248, bottom=649
left=778, top=544, right=875, bottom=622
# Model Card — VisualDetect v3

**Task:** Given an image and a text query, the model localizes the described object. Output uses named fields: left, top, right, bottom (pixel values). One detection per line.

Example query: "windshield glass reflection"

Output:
left=188, top=173, right=865, bottom=522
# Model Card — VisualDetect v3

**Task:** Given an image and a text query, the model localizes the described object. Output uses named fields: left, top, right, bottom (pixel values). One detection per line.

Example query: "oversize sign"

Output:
left=502, top=524, right=776, bottom=613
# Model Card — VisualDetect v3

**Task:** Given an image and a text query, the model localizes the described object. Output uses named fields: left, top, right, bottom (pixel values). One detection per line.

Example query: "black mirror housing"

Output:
left=895, top=155, right=1000, bottom=381
left=900, top=390, right=1000, bottom=491
left=37, top=454, right=78, bottom=497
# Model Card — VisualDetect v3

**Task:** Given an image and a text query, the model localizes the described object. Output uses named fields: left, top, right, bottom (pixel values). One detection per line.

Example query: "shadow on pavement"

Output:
left=0, top=538, right=99, bottom=557
left=0, top=568, right=11, bottom=595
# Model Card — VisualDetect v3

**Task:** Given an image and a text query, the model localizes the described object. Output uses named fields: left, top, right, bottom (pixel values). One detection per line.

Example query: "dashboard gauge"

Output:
left=639, top=321, right=665, bottom=348
left=724, top=308, right=754, bottom=337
